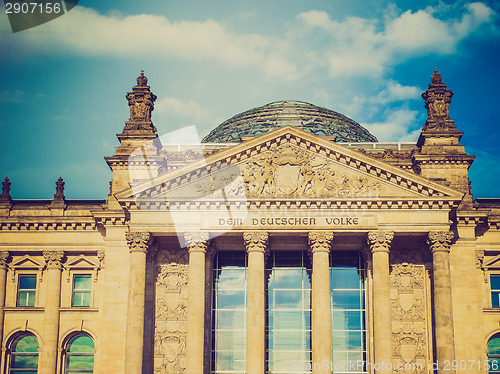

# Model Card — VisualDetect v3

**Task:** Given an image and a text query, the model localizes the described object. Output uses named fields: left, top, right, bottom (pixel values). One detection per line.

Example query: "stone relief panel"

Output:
left=154, top=248, right=189, bottom=374
left=390, top=250, right=429, bottom=374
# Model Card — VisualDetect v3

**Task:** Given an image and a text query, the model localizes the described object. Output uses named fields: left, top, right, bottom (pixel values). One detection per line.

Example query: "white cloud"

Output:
left=0, top=90, right=23, bottom=102
left=373, top=81, right=421, bottom=104
left=361, top=108, right=421, bottom=142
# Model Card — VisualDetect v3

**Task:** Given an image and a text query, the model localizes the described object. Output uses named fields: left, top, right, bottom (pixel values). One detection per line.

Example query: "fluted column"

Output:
left=0, top=252, right=8, bottom=350
left=125, top=232, right=153, bottom=374
left=186, top=232, right=210, bottom=374
left=40, top=251, right=64, bottom=374
left=367, top=231, right=394, bottom=374
left=244, top=231, right=269, bottom=374
left=428, top=231, right=455, bottom=373
left=309, top=231, right=333, bottom=373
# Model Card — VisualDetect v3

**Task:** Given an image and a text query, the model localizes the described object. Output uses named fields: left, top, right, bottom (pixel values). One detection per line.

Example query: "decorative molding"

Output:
left=427, top=231, right=454, bottom=253
left=0, top=220, right=98, bottom=231
left=243, top=231, right=269, bottom=254
left=367, top=231, right=394, bottom=253
left=0, top=251, right=9, bottom=269
left=184, top=232, right=210, bottom=253
left=308, top=231, right=334, bottom=255
left=126, top=232, right=153, bottom=253
left=154, top=248, right=188, bottom=373
left=43, top=251, right=65, bottom=269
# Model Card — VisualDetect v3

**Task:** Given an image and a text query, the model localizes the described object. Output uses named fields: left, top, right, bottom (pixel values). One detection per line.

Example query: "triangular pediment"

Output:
left=66, top=255, right=98, bottom=269
left=116, top=126, right=463, bottom=204
left=11, top=255, right=43, bottom=269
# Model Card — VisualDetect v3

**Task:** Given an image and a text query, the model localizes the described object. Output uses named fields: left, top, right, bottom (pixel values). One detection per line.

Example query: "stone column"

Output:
left=428, top=231, right=455, bottom=373
left=244, top=231, right=269, bottom=374
left=0, top=252, right=8, bottom=350
left=308, top=231, right=333, bottom=373
left=125, top=231, right=153, bottom=374
left=40, top=251, right=64, bottom=374
left=186, top=232, right=210, bottom=374
left=367, top=231, right=394, bottom=374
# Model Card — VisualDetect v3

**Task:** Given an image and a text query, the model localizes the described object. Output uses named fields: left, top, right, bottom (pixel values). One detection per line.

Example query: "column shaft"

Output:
left=428, top=231, right=455, bottom=373
left=186, top=233, right=209, bottom=374
left=125, top=232, right=152, bottom=374
left=309, top=231, right=333, bottom=374
left=40, top=251, right=64, bottom=374
left=244, top=232, right=268, bottom=374
left=368, top=231, right=394, bottom=374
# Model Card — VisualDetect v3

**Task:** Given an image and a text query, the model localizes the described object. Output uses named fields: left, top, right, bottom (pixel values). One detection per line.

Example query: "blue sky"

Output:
left=1, top=0, right=499, bottom=199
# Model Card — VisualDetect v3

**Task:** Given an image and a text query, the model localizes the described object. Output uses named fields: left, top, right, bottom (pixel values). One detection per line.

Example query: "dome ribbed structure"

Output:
left=202, top=100, right=377, bottom=143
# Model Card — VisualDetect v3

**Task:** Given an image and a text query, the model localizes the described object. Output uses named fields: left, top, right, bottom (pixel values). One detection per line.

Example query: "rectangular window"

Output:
left=491, top=275, right=500, bottom=307
left=72, top=275, right=92, bottom=307
left=211, top=251, right=247, bottom=374
left=330, top=251, right=366, bottom=374
left=17, top=275, right=36, bottom=307
left=267, top=251, right=311, bottom=374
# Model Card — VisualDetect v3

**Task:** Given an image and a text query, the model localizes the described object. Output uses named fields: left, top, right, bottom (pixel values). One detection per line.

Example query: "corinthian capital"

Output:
left=243, top=231, right=269, bottom=254
left=43, top=251, right=65, bottom=268
left=0, top=251, right=9, bottom=268
left=308, top=231, right=334, bottom=254
left=126, top=232, right=153, bottom=253
left=367, top=231, right=394, bottom=253
left=427, top=231, right=454, bottom=253
left=184, top=232, right=210, bottom=253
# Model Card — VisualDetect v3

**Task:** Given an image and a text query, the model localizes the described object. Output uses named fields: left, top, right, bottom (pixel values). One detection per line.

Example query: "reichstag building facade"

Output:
left=0, top=69, right=499, bottom=374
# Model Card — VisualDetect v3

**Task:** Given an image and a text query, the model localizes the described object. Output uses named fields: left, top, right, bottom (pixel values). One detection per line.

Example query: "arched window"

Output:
left=8, top=333, right=39, bottom=373
left=64, top=334, right=94, bottom=374
left=489, top=335, right=500, bottom=374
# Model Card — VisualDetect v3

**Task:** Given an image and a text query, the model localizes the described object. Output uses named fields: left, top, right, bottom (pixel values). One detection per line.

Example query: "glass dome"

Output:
left=202, top=100, right=377, bottom=143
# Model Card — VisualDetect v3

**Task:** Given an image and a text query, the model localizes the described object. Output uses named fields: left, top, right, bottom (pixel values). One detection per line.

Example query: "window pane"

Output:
left=331, top=289, right=363, bottom=309
left=11, top=355, right=38, bottom=368
left=331, top=269, right=362, bottom=289
left=19, top=276, right=36, bottom=290
left=68, top=335, right=94, bottom=353
left=493, top=293, right=500, bottom=308
left=13, top=335, right=39, bottom=352
left=74, top=276, right=91, bottom=290
left=216, top=289, right=245, bottom=309
left=215, top=310, right=245, bottom=330
left=216, top=269, right=245, bottom=289
left=489, top=337, right=500, bottom=355
left=67, top=355, right=94, bottom=369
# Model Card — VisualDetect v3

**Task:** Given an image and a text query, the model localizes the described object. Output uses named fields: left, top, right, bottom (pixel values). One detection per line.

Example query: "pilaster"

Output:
left=308, top=231, right=333, bottom=373
left=0, top=252, right=8, bottom=350
left=427, top=231, right=455, bottom=374
left=367, top=231, right=394, bottom=374
left=244, top=231, right=269, bottom=374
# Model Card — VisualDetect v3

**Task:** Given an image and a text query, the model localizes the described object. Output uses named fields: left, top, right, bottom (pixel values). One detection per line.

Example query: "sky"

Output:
left=0, top=0, right=499, bottom=199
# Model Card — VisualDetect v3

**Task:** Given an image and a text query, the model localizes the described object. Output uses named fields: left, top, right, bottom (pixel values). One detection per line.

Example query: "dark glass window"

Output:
left=72, top=275, right=92, bottom=307
left=17, top=275, right=36, bottom=307
left=211, top=251, right=247, bottom=373
left=9, top=333, right=39, bottom=373
left=267, top=251, right=311, bottom=373
left=488, top=336, right=500, bottom=374
left=491, top=276, right=500, bottom=307
left=330, top=251, right=366, bottom=373
left=64, top=334, right=94, bottom=374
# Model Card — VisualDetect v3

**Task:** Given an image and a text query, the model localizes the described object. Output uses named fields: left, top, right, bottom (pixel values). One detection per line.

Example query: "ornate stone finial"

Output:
left=243, top=232, right=269, bottom=254
left=126, top=232, right=153, bottom=253
left=137, top=70, right=148, bottom=86
left=308, top=231, right=334, bottom=253
left=427, top=231, right=454, bottom=253
left=43, top=251, right=65, bottom=268
left=184, top=232, right=210, bottom=252
left=421, top=68, right=456, bottom=131
left=0, top=251, right=9, bottom=268
left=53, top=177, right=65, bottom=200
left=0, top=177, right=11, bottom=203
left=124, top=70, right=157, bottom=125
left=367, top=231, right=394, bottom=253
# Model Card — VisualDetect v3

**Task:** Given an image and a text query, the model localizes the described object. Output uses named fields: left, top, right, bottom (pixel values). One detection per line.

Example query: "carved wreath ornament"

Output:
left=126, top=232, right=153, bottom=253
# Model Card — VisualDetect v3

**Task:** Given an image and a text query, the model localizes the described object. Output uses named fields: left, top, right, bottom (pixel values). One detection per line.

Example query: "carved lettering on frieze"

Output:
left=391, top=251, right=429, bottom=372
left=154, top=249, right=188, bottom=374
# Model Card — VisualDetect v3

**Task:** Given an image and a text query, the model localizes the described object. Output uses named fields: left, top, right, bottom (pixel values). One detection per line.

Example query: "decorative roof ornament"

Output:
left=421, top=68, right=457, bottom=131
left=0, top=177, right=12, bottom=203
left=53, top=177, right=65, bottom=201
left=118, top=70, right=158, bottom=140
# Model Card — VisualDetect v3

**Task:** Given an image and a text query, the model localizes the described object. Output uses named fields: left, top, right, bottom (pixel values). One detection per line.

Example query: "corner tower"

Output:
left=414, top=68, right=476, bottom=207
left=105, top=71, right=164, bottom=206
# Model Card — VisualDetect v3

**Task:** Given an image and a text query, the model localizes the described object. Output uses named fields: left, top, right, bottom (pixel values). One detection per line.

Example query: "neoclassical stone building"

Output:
left=0, top=69, right=499, bottom=374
